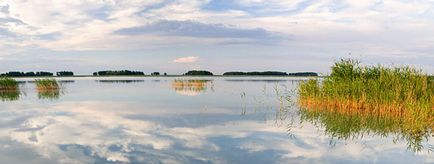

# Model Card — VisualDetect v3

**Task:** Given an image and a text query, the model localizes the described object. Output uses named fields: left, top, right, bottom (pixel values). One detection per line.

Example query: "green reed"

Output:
left=0, top=77, right=18, bottom=90
left=298, top=59, right=433, bottom=151
left=35, top=79, right=61, bottom=100
left=35, top=78, right=59, bottom=90
left=299, top=59, right=433, bottom=112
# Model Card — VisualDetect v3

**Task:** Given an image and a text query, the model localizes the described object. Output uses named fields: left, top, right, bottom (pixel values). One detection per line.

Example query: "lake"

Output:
left=0, top=77, right=432, bottom=164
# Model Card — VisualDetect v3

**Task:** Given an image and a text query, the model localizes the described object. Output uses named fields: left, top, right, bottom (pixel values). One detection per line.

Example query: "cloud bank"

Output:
left=0, top=0, right=433, bottom=73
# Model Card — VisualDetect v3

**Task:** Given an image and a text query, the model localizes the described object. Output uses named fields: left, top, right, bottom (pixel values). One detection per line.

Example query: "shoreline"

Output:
left=4, top=75, right=324, bottom=78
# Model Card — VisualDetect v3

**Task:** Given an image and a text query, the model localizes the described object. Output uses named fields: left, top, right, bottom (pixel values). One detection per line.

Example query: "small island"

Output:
left=184, top=70, right=213, bottom=76
left=93, top=70, right=145, bottom=76
left=57, top=71, right=74, bottom=76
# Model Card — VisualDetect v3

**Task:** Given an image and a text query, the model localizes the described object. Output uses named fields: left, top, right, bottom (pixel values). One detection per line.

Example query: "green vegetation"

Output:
left=151, top=72, right=160, bottom=76
left=93, top=70, right=145, bottom=76
left=287, top=72, right=318, bottom=76
left=1, top=71, right=53, bottom=77
left=184, top=70, right=213, bottom=76
left=0, top=77, right=20, bottom=101
left=56, top=71, right=74, bottom=76
left=35, top=79, right=59, bottom=90
left=298, top=59, right=434, bottom=151
left=0, top=77, right=19, bottom=90
left=223, top=71, right=318, bottom=76
left=35, top=79, right=60, bottom=100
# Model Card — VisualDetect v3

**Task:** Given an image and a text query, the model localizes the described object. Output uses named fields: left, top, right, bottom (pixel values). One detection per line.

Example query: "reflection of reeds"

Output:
left=299, top=107, right=432, bottom=152
left=35, top=79, right=61, bottom=100
left=95, top=80, right=144, bottom=83
left=0, top=90, right=20, bottom=101
left=0, top=77, right=20, bottom=101
left=38, top=89, right=60, bottom=100
left=172, top=79, right=211, bottom=96
left=298, top=59, right=433, bottom=152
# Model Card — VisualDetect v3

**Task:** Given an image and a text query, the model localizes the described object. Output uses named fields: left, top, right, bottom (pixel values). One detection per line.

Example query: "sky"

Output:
left=0, top=0, right=434, bottom=75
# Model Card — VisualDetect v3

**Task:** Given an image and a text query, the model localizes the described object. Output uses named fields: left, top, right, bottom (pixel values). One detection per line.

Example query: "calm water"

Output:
left=0, top=77, right=432, bottom=164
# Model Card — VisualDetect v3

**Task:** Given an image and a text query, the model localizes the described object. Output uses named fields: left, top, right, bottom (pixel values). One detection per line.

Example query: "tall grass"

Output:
left=35, top=79, right=61, bottom=100
left=0, top=77, right=18, bottom=91
left=298, top=59, right=434, bottom=149
left=0, top=77, right=20, bottom=101
left=35, top=79, right=59, bottom=90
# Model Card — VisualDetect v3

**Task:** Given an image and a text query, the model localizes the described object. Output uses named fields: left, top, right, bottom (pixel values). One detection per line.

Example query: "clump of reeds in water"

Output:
left=35, top=79, right=61, bottom=99
left=0, top=77, right=20, bottom=101
left=35, top=79, right=59, bottom=90
left=0, top=77, right=19, bottom=91
left=298, top=59, right=433, bottom=151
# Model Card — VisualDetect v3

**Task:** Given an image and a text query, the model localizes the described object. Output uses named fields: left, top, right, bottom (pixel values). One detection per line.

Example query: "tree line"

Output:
left=93, top=70, right=145, bottom=76
left=0, top=70, right=319, bottom=77
left=1, top=71, right=74, bottom=77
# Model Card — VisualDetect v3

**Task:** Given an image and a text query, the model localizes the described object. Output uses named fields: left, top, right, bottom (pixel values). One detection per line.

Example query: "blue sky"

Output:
left=0, top=0, right=433, bottom=74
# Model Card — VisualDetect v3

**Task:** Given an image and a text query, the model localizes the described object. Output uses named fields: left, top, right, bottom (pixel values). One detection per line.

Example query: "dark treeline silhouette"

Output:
left=93, top=70, right=145, bottom=76
left=184, top=70, right=213, bottom=76
left=57, top=71, right=74, bottom=76
left=287, top=72, right=318, bottom=76
left=151, top=72, right=160, bottom=76
left=1, top=71, right=54, bottom=77
left=223, top=71, right=318, bottom=76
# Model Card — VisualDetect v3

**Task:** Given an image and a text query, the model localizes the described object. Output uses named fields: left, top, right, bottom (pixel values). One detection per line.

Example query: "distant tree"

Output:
left=1, top=71, right=53, bottom=77
left=57, top=71, right=74, bottom=76
left=287, top=72, right=318, bottom=76
left=223, top=72, right=246, bottom=76
left=164, top=72, right=167, bottom=76
left=36, top=72, right=53, bottom=76
left=25, top=72, right=36, bottom=76
left=93, top=70, right=145, bottom=76
left=151, top=72, right=160, bottom=76
left=184, top=70, right=213, bottom=76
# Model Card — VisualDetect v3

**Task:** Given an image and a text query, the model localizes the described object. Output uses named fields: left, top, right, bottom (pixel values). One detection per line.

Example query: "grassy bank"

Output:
left=298, top=59, right=433, bottom=143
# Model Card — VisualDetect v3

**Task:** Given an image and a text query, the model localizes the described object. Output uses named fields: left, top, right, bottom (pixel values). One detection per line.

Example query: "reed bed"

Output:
left=35, top=79, right=59, bottom=90
left=298, top=59, right=434, bottom=149
left=35, top=79, right=61, bottom=100
left=0, top=77, right=18, bottom=91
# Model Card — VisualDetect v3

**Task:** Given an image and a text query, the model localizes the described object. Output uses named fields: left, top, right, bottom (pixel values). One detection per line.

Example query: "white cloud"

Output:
left=0, top=0, right=433, bottom=73
left=173, top=56, right=198, bottom=63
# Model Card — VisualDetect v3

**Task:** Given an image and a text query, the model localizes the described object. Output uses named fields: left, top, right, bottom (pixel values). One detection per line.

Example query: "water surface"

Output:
left=0, top=77, right=432, bottom=164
